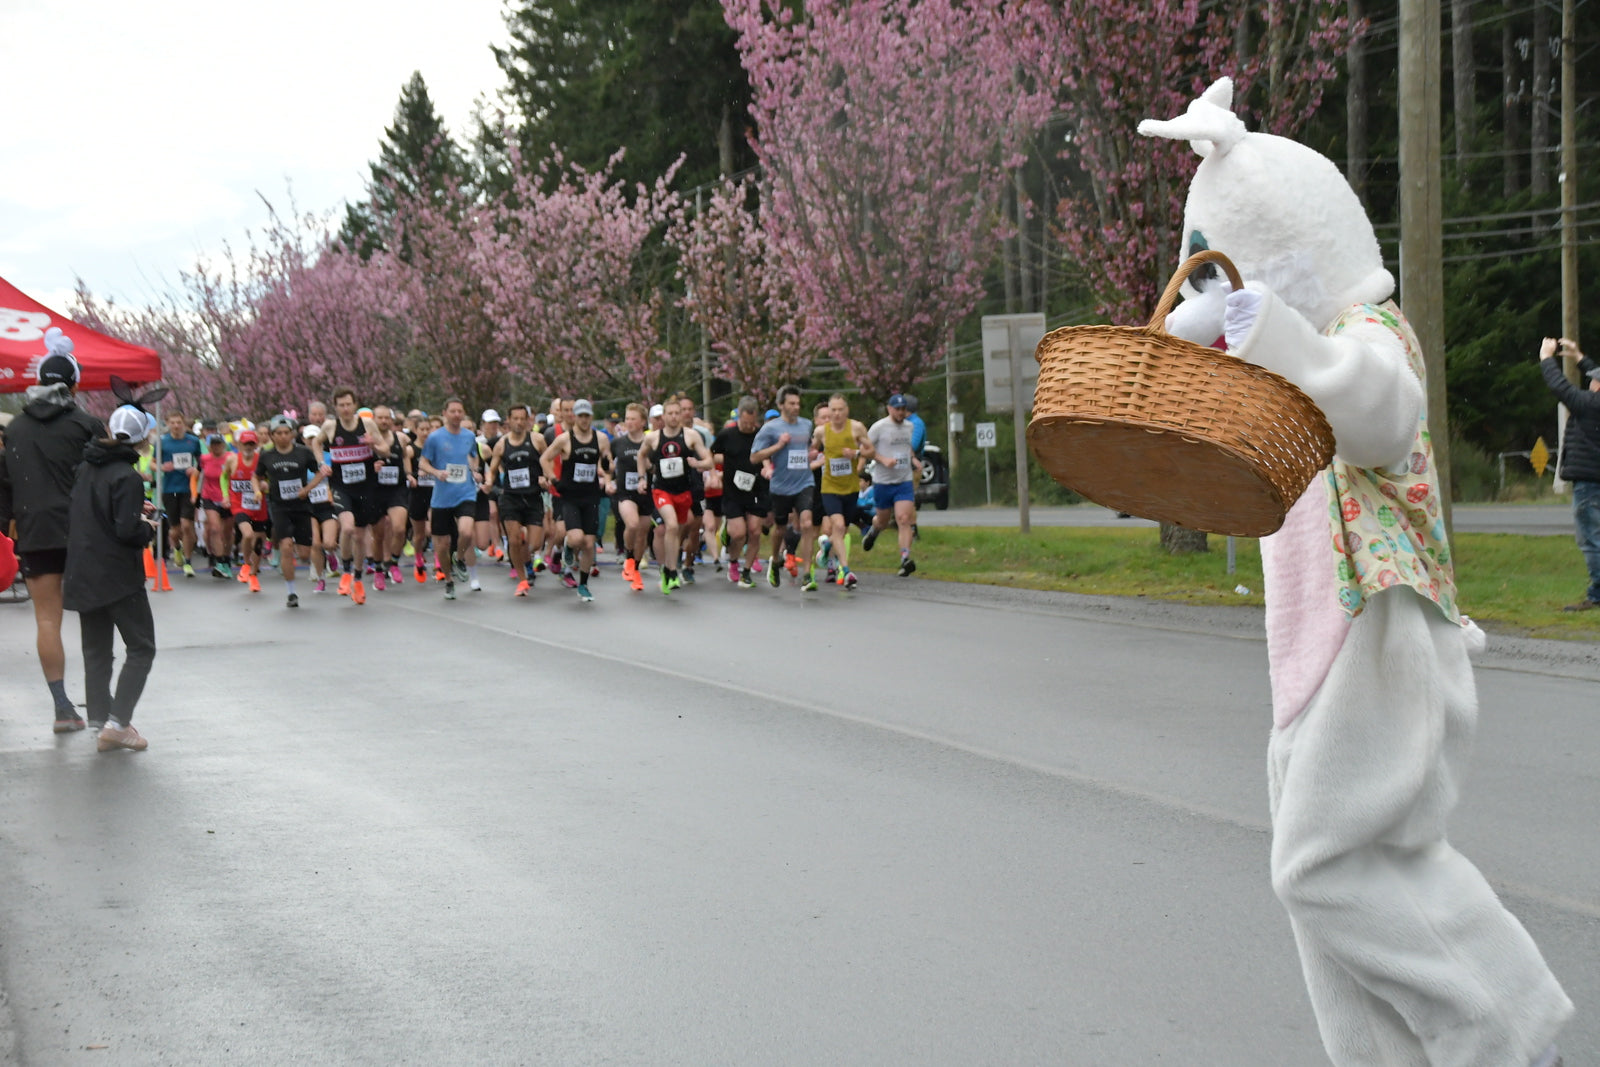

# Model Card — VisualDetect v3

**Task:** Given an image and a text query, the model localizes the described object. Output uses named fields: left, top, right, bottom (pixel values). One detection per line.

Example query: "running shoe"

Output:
left=660, top=570, right=673, bottom=596
left=843, top=571, right=859, bottom=590
left=727, top=562, right=740, bottom=584
left=324, top=550, right=339, bottom=572
left=182, top=562, right=196, bottom=578
left=897, top=557, right=917, bottom=577
left=415, top=565, right=427, bottom=584
left=314, top=578, right=327, bottom=594
left=338, top=572, right=352, bottom=597
left=801, top=573, right=818, bottom=593
left=53, top=715, right=86, bottom=734
left=515, top=579, right=530, bottom=598
left=248, top=572, right=261, bottom=594
left=453, top=560, right=469, bottom=585
left=861, top=526, right=878, bottom=552
left=826, top=564, right=838, bottom=584
left=387, top=563, right=402, bottom=585
left=590, top=566, right=600, bottom=578
left=681, top=567, right=695, bottom=586
left=534, top=554, right=548, bottom=573
left=577, top=584, right=593, bottom=603
left=434, top=568, right=447, bottom=583
left=815, top=534, right=831, bottom=566
left=767, top=557, right=781, bottom=588
left=469, top=576, right=482, bottom=593
left=286, top=592, right=300, bottom=609
left=352, top=580, right=366, bottom=605
left=373, top=570, right=387, bottom=593
left=629, top=570, right=644, bottom=592
left=211, top=564, right=232, bottom=580
left=96, top=723, right=148, bottom=752
left=444, top=581, right=456, bottom=600
left=237, top=563, right=251, bottom=584
left=784, top=554, right=799, bottom=577
left=562, top=571, right=578, bottom=589
left=738, top=570, right=755, bottom=589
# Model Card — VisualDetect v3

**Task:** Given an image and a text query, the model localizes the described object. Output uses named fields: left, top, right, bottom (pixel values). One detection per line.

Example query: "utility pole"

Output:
left=1398, top=0, right=1451, bottom=535
left=1560, top=0, right=1580, bottom=360
left=697, top=187, right=711, bottom=414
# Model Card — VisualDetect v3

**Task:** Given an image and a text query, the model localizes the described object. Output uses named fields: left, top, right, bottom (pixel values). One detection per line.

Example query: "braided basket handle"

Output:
left=1145, top=250, right=1245, bottom=333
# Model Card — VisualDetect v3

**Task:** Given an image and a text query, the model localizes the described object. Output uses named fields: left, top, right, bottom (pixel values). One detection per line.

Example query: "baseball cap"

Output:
left=38, top=353, right=81, bottom=386
left=108, top=406, right=148, bottom=443
left=887, top=393, right=909, bottom=408
left=648, top=403, right=665, bottom=418
left=608, top=411, right=620, bottom=421
left=764, top=408, right=779, bottom=420
left=302, top=425, right=321, bottom=440
left=573, top=399, right=594, bottom=416
left=268, top=414, right=296, bottom=432
left=237, top=429, right=259, bottom=444
left=481, top=409, right=502, bottom=423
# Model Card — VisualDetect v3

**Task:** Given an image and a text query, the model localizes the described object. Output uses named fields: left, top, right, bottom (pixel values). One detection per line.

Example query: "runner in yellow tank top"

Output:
left=810, top=393, right=874, bottom=589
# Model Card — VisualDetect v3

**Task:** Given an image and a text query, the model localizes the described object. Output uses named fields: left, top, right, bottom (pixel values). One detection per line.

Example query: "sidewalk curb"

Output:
left=874, top=576, right=1600, bottom=683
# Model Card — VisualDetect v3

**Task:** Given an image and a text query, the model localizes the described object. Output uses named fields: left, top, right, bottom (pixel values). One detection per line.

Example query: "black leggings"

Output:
left=80, top=592, right=157, bottom=726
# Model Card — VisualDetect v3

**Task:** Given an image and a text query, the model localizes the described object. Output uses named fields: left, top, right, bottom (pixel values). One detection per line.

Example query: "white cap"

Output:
left=302, top=424, right=321, bottom=440
left=108, top=405, right=148, bottom=443
left=648, top=403, right=665, bottom=418
left=481, top=409, right=501, bottom=424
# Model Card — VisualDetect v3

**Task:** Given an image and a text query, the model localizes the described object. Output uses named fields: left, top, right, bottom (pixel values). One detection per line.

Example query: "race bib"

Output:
left=574, top=462, right=597, bottom=484
left=377, top=465, right=399, bottom=485
left=733, top=470, right=756, bottom=492
left=417, top=476, right=436, bottom=488
left=508, top=467, right=531, bottom=490
left=341, top=463, right=366, bottom=485
left=277, top=478, right=303, bottom=501
left=624, top=472, right=640, bottom=491
left=660, top=456, right=684, bottom=479
left=787, top=450, right=809, bottom=470
left=240, top=489, right=259, bottom=511
left=172, top=452, right=193, bottom=471
left=308, top=482, right=330, bottom=504
left=446, top=463, right=469, bottom=484
left=829, top=456, right=853, bottom=477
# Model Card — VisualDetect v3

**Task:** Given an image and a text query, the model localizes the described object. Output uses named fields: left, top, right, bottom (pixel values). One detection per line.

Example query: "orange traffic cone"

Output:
left=143, top=547, right=157, bottom=580
left=156, top=558, right=173, bottom=592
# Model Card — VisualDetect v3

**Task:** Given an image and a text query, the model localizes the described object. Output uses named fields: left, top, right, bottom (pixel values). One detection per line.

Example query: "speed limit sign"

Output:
left=975, top=422, right=997, bottom=449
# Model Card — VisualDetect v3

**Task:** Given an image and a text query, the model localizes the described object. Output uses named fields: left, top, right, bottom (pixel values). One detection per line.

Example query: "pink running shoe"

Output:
left=373, top=569, right=387, bottom=592
left=387, top=563, right=402, bottom=585
left=561, top=572, right=579, bottom=589
left=314, top=578, right=327, bottom=594
left=728, top=562, right=740, bottom=583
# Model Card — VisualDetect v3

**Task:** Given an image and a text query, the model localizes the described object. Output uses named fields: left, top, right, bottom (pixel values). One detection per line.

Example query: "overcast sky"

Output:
left=1, top=0, right=509, bottom=315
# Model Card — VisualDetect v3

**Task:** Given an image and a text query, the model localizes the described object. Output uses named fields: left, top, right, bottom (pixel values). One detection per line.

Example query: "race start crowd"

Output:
left=145, top=386, right=931, bottom=609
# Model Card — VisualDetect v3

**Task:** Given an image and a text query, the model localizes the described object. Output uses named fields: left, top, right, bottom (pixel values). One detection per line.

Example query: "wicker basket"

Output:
left=1026, top=250, right=1335, bottom=538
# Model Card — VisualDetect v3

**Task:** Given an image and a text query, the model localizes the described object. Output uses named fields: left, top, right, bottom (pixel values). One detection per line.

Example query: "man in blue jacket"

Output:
left=1540, top=336, right=1600, bottom=611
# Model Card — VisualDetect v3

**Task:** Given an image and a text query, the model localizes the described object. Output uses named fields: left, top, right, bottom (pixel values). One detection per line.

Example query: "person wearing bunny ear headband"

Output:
left=0, top=327, right=107, bottom=732
left=1140, top=79, right=1571, bottom=1066
left=60, top=406, right=160, bottom=751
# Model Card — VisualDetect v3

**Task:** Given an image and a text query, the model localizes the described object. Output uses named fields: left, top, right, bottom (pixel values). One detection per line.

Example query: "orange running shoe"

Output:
left=784, top=554, right=799, bottom=577
left=515, top=579, right=530, bottom=598
left=415, top=565, right=427, bottom=583
left=629, top=567, right=644, bottom=592
left=236, top=563, right=251, bottom=584
left=338, top=572, right=352, bottom=597
left=622, top=557, right=637, bottom=578
left=352, top=580, right=366, bottom=605
left=247, top=572, right=261, bottom=593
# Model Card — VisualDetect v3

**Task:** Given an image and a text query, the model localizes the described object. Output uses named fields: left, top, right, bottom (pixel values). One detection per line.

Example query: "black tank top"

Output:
left=328, top=419, right=374, bottom=488
left=653, top=429, right=692, bottom=495
left=561, top=429, right=603, bottom=498
left=501, top=433, right=540, bottom=495
left=611, top=434, right=645, bottom=497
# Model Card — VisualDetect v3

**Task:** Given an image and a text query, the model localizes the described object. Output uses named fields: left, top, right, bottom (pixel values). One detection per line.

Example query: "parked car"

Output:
left=916, top=444, right=949, bottom=510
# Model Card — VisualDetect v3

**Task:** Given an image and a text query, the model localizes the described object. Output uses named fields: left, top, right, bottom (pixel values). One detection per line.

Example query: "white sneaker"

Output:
left=97, top=722, right=148, bottom=752
left=469, top=577, right=482, bottom=592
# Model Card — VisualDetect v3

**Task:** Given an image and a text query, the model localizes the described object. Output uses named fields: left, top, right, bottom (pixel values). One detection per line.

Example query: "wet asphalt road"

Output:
left=1, top=566, right=1595, bottom=1065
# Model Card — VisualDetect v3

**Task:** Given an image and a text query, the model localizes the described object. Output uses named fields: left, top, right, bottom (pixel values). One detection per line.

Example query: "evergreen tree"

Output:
left=339, top=71, right=468, bottom=260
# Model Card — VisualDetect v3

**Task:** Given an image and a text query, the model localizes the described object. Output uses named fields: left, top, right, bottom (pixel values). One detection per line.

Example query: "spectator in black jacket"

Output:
left=1539, top=336, right=1600, bottom=611
left=62, top=406, right=158, bottom=752
left=0, top=331, right=105, bottom=729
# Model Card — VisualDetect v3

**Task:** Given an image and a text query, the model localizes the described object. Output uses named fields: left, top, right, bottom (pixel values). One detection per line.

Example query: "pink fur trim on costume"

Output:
left=1262, top=479, right=1350, bottom=728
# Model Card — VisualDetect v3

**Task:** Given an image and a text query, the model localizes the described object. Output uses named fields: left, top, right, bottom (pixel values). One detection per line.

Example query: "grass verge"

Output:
left=846, top=526, right=1600, bottom=641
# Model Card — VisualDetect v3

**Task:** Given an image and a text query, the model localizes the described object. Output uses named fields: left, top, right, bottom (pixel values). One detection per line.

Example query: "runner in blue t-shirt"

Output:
left=158, top=411, right=204, bottom=576
left=750, top=384, right=820, bottom=591
left=418, top=398, right=483, bottom=600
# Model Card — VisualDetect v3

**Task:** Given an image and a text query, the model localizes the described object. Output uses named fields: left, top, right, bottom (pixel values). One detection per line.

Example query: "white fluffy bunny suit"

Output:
left=1140, top=79, right=1571, bottom=1066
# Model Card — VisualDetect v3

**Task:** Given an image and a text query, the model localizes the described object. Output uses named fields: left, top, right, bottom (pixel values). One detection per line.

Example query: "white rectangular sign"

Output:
left=975, top=422, right=997, bottom=449
left=981, top=313, right=1046, bottom=414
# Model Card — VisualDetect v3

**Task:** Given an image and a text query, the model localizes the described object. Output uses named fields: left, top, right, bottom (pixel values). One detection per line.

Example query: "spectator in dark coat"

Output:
left=62, top=406, right=158, bottom=752
left=1539, top=336, right=1600, bottom=611
left=0, top=331, right=104, bottom=729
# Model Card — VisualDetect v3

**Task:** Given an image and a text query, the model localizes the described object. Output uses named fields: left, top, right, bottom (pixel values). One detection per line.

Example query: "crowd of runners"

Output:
left=145, top=386, right=928, bottom=608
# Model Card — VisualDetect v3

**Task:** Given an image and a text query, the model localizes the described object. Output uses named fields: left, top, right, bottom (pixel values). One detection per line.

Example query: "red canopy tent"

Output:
left=0, top=276, right=160, bottom=393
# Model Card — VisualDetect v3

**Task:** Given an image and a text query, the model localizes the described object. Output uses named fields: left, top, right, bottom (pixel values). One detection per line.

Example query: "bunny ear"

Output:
left=109, top=375, right=137, bottom=405
left=1136, top=77, right=1248, bottom=159
left=137, top=387, right=171, bottom=406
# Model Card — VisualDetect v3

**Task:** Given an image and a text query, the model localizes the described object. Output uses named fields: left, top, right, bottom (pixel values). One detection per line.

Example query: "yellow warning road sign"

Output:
left=1530, top=437, right=1550, bottom=478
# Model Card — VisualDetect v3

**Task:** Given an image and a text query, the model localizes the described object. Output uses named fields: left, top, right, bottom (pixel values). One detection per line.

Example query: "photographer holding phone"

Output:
left=1539, top=336, right=1600, bottom=611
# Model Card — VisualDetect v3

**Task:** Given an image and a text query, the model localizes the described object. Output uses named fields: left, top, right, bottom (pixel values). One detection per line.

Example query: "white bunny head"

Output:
left=1138, top=78, right=1393, bottom=329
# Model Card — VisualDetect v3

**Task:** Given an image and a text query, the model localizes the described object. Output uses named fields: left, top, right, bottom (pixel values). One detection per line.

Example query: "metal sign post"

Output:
left=981, top=313, right=1045, bottom=533
left=975, top=421, right=997, bottom=505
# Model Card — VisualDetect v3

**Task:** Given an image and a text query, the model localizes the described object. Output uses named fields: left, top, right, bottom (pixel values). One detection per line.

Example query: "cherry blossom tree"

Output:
left=1044, top=0, right=1347, bottom=322
left=667, top=176, right=814, bottom=406
left=723, top=0, right=1057, bottom=399
left=472, top=147, right=684, bottom=403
